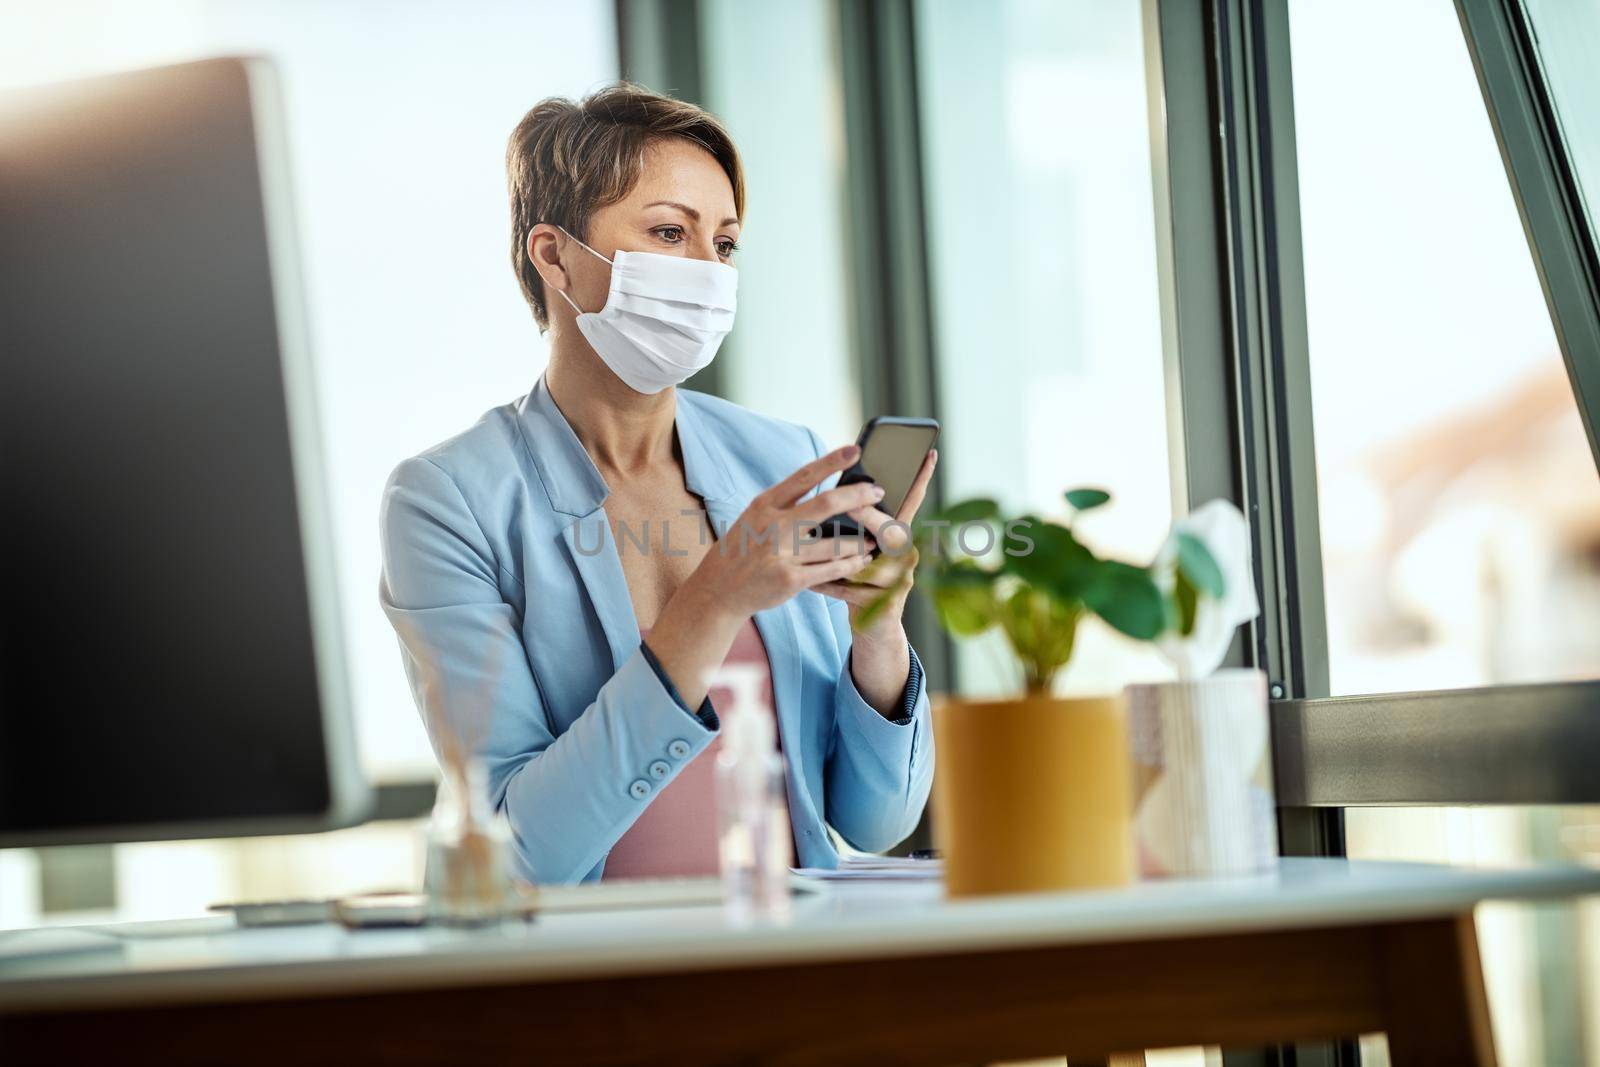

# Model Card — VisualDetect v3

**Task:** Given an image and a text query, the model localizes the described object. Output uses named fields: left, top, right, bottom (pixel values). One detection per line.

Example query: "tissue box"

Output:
left=1126, top=669, right=1278, bottom=878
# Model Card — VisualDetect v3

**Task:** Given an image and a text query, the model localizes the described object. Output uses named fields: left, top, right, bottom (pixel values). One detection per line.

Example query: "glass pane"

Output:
left=915, top=0, right=1174, bottom=698
left=1521, top=0, right=1600, bottom=248
left=1288, top=0, right=1600, bottom=699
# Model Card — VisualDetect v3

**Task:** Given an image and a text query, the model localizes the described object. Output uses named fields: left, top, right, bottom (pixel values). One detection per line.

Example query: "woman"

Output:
left=379, top=84, right=936, bottom=885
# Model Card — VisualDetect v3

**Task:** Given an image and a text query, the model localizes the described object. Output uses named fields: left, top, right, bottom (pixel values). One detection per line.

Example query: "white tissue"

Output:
left=1155, top=499, right=1260, bottom=679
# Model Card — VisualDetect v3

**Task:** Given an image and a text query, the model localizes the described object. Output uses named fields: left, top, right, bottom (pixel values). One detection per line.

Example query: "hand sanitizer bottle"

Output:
left=714, top=664, right=792, bottom=924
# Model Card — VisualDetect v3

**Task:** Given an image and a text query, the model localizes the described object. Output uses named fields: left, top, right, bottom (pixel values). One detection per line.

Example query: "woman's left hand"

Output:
left=815, top=449, right=937, bottom=715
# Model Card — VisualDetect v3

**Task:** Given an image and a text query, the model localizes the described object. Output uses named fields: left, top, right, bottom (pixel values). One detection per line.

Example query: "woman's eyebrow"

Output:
left=643, top=200, right=740, bottom=228
left=644, top=200, right=699, bottom=220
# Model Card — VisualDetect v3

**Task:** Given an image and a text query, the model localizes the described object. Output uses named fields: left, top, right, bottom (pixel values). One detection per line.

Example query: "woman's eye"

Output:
left=655, top=226, right=684, bottom=243
left=716, top=239, right=738, bottom=257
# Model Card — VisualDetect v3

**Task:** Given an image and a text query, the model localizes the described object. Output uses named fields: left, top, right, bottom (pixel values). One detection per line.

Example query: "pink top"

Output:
left=603, top=618, right=785, bottom=880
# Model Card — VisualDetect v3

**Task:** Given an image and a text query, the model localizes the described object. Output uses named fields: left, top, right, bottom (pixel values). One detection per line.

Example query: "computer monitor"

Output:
left=0, top=58, right=370, bottom=846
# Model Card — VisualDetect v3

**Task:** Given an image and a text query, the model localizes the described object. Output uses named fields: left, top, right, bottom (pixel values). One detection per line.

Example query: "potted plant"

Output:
left=857, top=490, right=1268, bottom=896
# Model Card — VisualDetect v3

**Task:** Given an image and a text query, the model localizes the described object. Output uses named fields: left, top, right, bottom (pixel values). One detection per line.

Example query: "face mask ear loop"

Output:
left=554, top=224, right=613, bottom=266
left=553, top=285, right=586, bottom=316
left=544, top=224, right=612, bottom=317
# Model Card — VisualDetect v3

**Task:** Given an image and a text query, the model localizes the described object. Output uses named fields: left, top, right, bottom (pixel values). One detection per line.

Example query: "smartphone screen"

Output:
left=854, top=419, right=938, bottom=515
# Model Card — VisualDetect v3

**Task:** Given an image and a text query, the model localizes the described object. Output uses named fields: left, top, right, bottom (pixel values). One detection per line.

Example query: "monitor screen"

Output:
left=0, top=58, right=368, bottom=846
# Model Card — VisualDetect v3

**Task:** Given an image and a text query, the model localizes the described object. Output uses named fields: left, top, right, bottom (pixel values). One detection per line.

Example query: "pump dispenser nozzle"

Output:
left=717, top=663, right=775, bottom=761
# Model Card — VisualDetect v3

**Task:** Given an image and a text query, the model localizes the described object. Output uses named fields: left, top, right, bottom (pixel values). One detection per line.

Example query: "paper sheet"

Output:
left=791, top=856, right=943, bottom=881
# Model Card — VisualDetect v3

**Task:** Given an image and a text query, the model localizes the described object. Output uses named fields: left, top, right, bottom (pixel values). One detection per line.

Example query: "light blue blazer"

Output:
left=379, top=374, right=934, bottom=884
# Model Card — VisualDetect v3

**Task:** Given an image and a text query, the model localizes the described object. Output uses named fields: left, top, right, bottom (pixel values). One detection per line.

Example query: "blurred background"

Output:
left=1, top=1, right=1598, bottom=1063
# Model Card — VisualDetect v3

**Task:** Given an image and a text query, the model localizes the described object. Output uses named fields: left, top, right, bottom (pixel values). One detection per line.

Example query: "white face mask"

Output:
left=551, top=227, right=738, bottom=395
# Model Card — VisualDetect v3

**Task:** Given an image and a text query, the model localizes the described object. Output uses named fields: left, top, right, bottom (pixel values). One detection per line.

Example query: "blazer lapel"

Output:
left=518, top=376, right=639, bottom=672
left=561, top=510, right=640, bottom=674
left=751, top=600, right=807, bottom=790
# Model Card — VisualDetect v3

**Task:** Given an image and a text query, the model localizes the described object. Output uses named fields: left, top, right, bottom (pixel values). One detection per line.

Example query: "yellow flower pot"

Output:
left=933, top=693, right=1135, bottom=897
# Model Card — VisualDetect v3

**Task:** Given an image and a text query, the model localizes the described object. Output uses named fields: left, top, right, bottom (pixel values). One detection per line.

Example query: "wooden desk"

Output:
left=3, top=859, right=1598, bottom=1065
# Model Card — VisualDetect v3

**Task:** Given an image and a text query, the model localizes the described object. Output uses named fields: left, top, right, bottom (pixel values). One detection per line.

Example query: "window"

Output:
left=1287, top=1, right=1600, bottom=1063
left=1290, top=0, right=1600, bottom=699
left=915, top=0, right=1174, bottom=697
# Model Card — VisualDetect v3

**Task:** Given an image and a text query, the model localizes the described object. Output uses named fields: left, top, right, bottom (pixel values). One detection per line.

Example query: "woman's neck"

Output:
left=544, top=335, right=677, bottom=478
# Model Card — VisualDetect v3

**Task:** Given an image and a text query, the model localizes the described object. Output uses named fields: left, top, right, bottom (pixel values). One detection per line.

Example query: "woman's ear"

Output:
left=527, top=224, right=571, bottom=301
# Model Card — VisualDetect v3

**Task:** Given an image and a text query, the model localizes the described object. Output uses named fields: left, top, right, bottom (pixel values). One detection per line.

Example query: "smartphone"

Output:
left=818, top=416, right=940, bottom=539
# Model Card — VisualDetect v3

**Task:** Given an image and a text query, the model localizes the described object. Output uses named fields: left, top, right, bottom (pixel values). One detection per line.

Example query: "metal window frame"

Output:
left=1146, top=0, right=1330, bottom=703
left=835, top=0, right=953, bottom=699
left=1275, top=680, right=1600, bottom=807
left=1460, top=0, right=1600, bottom=470
left=1144, top=1, right=1341, bottom=1060
left=1144, top=0, right=1340, bottom=850
left=615, top=0, right=704, bottom=105
left=835, top=0, right=940, bottom=426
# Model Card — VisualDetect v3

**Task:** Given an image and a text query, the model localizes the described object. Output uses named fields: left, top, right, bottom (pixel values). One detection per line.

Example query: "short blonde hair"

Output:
left=507, top=83, right=745, bottom=329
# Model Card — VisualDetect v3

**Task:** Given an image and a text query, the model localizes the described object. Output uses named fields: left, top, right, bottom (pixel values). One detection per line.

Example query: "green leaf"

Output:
left=937, top=497, right=1001, bottom=525
left=929, top=561, right=996, bottom=588
left=1174, top=531, right=1225, bottom=599
left=1004, top=519, right=1097, bottom=600
left=1064, top=487, right=1111, bottom=512
left=1173, top=567, right=1200, bottom=637
left=1083, top=561, right=1165, bottom=640
left=931, top=580, right=997, bottom=637
left=1000, top=514, right=1044, bottom=559
left=1034, top=593, right=1082, bottom=672
left=999, top=585, right=1040, bottom=656
left=925, top=561, right=995, bottom=599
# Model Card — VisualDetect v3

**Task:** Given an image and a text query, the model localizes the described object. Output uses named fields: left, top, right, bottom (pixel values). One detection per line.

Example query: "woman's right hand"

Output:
left=646, top=444, right=884, bottom=706
left=690, top=443, right=884, bottom=616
